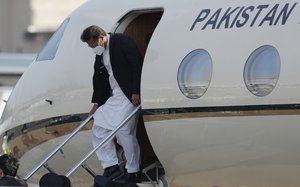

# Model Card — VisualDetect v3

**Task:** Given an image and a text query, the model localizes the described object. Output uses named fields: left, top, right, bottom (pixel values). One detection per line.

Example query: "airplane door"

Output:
left=111, top=8, right=164, bottom=169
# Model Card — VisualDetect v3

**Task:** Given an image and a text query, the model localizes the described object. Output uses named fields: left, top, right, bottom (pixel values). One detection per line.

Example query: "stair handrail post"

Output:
left=23, top=114, right=94, bottom=181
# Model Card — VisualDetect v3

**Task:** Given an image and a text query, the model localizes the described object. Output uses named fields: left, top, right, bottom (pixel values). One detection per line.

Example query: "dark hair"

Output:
left=39, top=173, right=71, bottom=187
left=0, top=176, right=28, bottom=186
left=80, top=25, right=106, bottom=42
left=0, top=154, right=19, bottom=177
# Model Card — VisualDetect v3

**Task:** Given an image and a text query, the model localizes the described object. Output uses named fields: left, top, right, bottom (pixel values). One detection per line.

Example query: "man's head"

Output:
left=39, top=173, right=71, bottom=187
left=0, top=154, right=19, bottom=177
left=80, top=25, right=107, bottom=48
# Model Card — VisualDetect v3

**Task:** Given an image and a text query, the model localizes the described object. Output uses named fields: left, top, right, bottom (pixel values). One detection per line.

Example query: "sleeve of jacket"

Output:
left=91, top=55, right=111, bottom=106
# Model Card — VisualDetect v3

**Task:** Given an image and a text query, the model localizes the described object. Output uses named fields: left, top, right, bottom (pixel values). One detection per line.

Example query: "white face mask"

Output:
left=92, top=45, right=105, bottom=55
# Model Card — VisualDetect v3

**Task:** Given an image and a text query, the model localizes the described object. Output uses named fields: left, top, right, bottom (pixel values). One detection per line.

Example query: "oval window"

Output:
left=177, top=49, right=212, bottom=99
left=244, top=45, right=280, bottom=97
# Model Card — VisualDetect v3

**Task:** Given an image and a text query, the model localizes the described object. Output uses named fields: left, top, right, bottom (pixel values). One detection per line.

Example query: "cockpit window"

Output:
left=177, top=49, right=212, bottom=99
left=244, top=45, right=281, bottom=97
left=36, top=18, right=70, bottom=61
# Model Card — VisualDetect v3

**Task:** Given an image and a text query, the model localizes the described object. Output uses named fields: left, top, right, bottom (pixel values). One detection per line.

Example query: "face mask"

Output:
left=92, top=46, right=105, bottom=55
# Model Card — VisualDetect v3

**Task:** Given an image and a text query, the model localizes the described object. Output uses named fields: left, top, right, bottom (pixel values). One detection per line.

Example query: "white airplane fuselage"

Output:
left=1, top=1, right=300, bottom=186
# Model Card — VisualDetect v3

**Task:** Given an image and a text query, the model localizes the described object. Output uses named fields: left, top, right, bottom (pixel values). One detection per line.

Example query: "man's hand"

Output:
left=131, top=94, right=140, bottom=106
left=89, top=104, right=98, bottom=116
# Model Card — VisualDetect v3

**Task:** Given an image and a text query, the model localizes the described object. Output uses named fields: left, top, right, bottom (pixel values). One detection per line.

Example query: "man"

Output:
left=80, top=25, right=142, bottom=183
left=0, top=154, right=28, bottom=186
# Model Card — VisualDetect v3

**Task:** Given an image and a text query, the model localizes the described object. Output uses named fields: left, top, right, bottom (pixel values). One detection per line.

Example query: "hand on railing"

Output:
left=89, top=104, right=98, bottom=116
left=131, top=94, right=140, bottom=106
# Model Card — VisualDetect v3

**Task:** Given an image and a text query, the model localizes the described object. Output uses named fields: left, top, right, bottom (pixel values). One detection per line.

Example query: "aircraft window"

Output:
left=177, top=49, right=212, bottom=99
left=36, top=18, right=70, bottom=61
left=244, top=45, right=281, bottom=97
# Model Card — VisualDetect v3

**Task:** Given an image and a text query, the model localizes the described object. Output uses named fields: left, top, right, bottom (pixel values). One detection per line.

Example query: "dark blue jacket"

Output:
left=92, top=34, right=142, bottom=106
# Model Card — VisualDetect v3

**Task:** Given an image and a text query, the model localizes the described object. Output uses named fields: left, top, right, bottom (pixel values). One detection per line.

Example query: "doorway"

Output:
left=113, top=8, right=163, bottom=167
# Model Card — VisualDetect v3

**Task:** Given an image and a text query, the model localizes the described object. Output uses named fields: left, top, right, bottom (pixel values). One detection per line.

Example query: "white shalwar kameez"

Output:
left=92, top=35, right=140, bottom=173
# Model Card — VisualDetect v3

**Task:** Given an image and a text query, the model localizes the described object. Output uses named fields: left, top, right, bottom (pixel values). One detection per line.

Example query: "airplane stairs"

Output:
left=22, top=105, right=168, bottom=187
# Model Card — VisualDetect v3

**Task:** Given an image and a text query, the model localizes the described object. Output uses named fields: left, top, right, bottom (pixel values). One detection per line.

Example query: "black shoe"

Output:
left=94, top=175, right=109, bottom=187
left=103, top=165, right=123, bottom=180
left=115, top=171, right=141, bottom=183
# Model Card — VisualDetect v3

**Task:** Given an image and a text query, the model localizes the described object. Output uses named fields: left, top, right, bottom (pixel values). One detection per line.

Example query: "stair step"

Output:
left=138, top=183, right=158, bottom=187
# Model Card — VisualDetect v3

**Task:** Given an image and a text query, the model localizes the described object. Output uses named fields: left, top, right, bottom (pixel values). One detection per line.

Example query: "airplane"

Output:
left=1, top=0, right=300, bottom=186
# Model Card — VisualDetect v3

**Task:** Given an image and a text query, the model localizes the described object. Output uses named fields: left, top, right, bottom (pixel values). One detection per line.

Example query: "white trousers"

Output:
left=92, top=113, right=140, bottom=173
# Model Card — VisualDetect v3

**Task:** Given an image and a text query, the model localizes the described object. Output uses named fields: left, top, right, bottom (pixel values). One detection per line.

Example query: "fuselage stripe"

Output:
left=142, top=103, right=300, bottom=121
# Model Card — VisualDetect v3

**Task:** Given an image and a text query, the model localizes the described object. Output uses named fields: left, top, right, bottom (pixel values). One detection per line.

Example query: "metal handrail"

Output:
left=23, top=114, right=94, bottom=181
left=65, top=105, right=141, bottom=177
